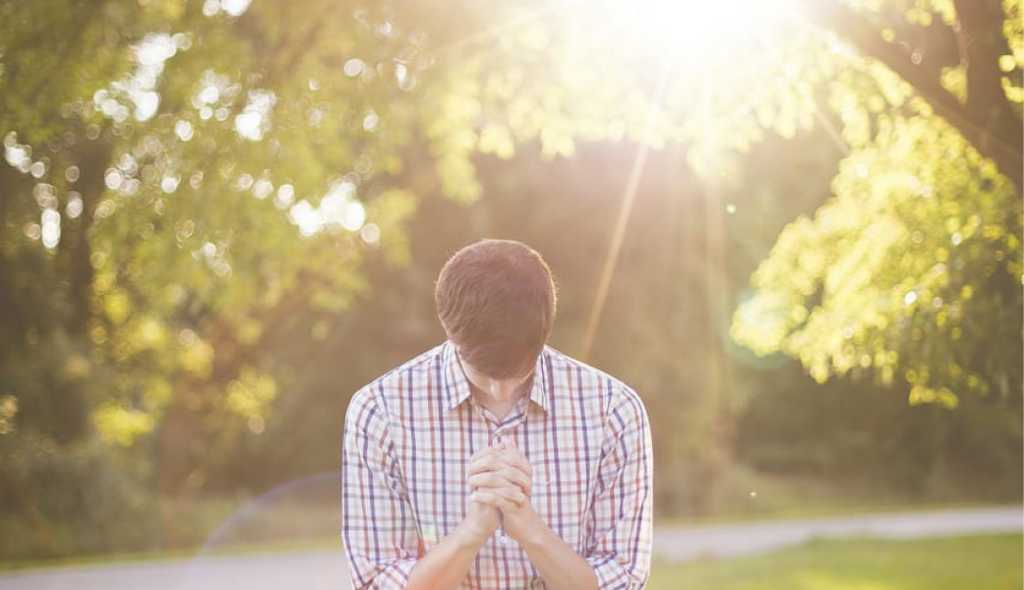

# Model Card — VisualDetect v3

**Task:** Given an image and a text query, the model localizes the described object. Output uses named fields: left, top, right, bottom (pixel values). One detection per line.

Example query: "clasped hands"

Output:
left=464, top=440, right=542, bottom=545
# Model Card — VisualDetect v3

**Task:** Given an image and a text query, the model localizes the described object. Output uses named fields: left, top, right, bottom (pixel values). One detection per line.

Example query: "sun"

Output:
left=587, top=0, right=783, bottom=58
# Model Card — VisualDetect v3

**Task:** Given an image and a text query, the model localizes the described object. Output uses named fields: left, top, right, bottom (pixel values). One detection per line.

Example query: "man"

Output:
left=342, top=239, right=652, bottom=589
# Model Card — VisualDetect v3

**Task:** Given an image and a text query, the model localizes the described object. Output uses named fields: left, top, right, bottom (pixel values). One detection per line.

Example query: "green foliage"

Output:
left=736, top=364, right=1022, bottom=501
left=1002, top=0, right=1024, bottom=106
left=1, top=0, right=426, bottom=459
left=728, top=1, right=1022, bottom=405
left=0, top=433, right=155, bottom=558
left=732, top=109, right=1022, bottom=405
left=647, top=534, right=1023, bottom=590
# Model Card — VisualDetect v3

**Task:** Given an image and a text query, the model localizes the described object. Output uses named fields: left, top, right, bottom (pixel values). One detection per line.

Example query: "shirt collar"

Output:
left=442, top=342, right=473, bottom=411
left=442, top=341, right=550, bottom=414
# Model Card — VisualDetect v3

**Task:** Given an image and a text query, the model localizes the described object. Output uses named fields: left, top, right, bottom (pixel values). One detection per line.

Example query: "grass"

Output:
left=647, top=534, right=1023, bottom=590
left=657, top=500, right=1009, bottom=528
left=4, top=528, right=1021, bottom=590
left=657, top=465, right=1021, bottom=525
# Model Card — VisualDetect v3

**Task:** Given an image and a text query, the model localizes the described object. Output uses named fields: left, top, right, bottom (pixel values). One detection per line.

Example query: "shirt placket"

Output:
left=471, top=397, right=530, bottom=549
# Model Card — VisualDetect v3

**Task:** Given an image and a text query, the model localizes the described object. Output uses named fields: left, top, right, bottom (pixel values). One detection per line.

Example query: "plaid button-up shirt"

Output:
left=342, top=341, right=653, bottom=589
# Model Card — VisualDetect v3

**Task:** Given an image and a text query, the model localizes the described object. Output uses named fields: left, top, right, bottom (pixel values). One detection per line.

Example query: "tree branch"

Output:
left=794, top=0, right=1023, bottom=190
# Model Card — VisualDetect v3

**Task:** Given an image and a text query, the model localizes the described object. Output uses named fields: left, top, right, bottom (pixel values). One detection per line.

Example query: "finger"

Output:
left=467, top=450, right=503, bottom=474
left=468, top=453, right=519, bottom=476
left=471, top=490, right=501, bottom=507
left=474, top=482, right=527, bottom=506
left=489, top=484, right=528, bottom=507
left=471, top=453, right=533, bottom=490
left=470, top=490, right=505, bottom=510
left=472, top=487, right=526, bottom=510
left=467, top=455, right=498, bottom=476
left=468, top=469, right=531, bottom=495
left=469, top=446, right=500, bottom=462
left=495, top=448, right=533, bottom=479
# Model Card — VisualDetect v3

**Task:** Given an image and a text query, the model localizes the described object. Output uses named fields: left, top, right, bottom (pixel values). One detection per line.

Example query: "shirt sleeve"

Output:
left=585, top=389, right=654, bottom=590
left=342, top=387, right=420, bottom=590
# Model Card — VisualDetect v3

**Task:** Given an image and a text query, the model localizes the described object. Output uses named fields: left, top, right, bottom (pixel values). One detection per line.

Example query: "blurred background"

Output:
left=0, top=0, right=1021, bottom=587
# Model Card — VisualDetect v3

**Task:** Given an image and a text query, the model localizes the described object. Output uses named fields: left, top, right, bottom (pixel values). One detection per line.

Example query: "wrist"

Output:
left=515, top=512, right=550, bottom=550
left=454, top=519, right=493, bottom=550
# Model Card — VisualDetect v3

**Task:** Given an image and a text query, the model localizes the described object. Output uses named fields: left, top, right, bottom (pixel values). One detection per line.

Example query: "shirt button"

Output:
left=500, top=535, right=509, bottom=545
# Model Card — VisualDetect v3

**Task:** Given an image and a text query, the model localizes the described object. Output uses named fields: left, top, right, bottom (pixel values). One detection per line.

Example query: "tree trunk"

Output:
left=56, top=134, right=111, bottom=336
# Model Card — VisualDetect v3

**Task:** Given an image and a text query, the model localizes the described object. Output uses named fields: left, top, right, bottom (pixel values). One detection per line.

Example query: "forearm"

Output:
left=406, top=523, right=487, bottom=590
left=519, top=523, right=599, bottom=590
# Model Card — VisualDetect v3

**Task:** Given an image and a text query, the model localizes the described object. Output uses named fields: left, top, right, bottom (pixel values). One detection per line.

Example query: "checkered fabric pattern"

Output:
left=342, top=341, right=653, bottom=589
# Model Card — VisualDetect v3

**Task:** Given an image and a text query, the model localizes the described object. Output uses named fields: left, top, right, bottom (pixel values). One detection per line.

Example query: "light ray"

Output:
left=579, top=44, right=678, bottom=361
left=698, top=54, right=729, bottom=433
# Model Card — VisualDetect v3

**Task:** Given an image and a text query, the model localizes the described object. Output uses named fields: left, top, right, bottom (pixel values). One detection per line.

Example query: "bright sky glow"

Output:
left=592, top=0, right=781, bottom=58
left=122, top=33, right=178, bottom=121
left=287, top=181, right=367, bottom=237
left=203, top=0, right=252, bottom=17
left=572, top=0, right=789, bottom=357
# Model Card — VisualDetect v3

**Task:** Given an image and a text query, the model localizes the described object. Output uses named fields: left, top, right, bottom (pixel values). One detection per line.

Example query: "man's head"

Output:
left=435, top=239, right=557, bottom=379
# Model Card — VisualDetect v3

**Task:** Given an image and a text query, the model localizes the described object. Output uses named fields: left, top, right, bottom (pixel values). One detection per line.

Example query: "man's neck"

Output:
left=470, top=388, right=518, bottom=422
left=469, top=376, right=534, bottom=422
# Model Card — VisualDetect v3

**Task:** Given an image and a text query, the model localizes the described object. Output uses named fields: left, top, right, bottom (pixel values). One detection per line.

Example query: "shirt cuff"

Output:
left=366, top=558, right=417, bottom=590
left=587, top=554, right=644, bottom=590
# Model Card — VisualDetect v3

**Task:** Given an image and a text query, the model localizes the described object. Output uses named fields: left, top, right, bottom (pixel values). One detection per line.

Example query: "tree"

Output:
left=730, top=0, right=1022, bottom=405
left=1, top=0, right=1019, bottom=550
left=797, top=0, right=1022, bottom=188
left=0, top=0, right=428, bottom=502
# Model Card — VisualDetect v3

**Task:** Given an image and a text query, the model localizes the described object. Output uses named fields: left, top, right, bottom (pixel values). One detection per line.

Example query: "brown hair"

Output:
left=435, top=239, right=557, bottom=378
